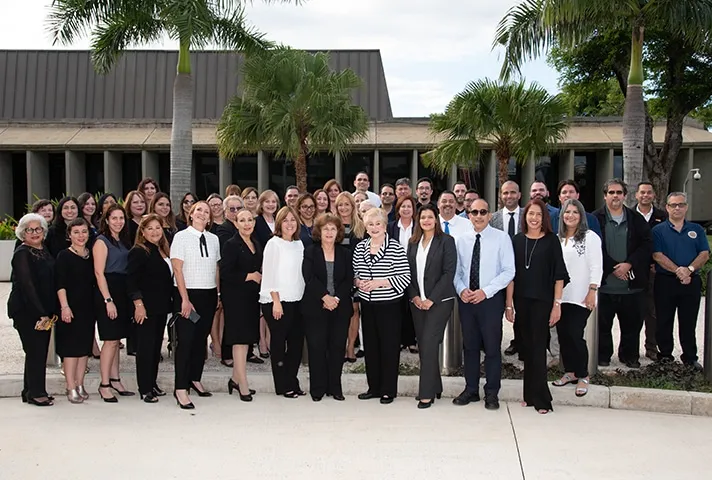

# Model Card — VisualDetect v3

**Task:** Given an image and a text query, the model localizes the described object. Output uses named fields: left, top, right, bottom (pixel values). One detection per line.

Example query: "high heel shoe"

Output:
left=21, top=390, right=28, bottom=403
left=189, top=381, right=212, bottom=397
left=415, top=393, right=442, bottom=401
left=140, top=392, right=159, bottom=403
left=109, top=378, right=135, bottom=396
left=227, top=379, right=253, bottom=402
left=27, top=396, right=54, bottom=407
left=67, top=388, right=84, bottom=404
left=152, top=386, right=167, bottom=397
left=76, top=385, right=90, bottom=400
left=174, top=391, right=195, bottom=410
left=98, top=384, right=118, bottom=403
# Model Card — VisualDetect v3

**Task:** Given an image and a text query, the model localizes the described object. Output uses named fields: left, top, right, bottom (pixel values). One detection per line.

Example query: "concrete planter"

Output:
left=0, top=240, right=15, bottom=281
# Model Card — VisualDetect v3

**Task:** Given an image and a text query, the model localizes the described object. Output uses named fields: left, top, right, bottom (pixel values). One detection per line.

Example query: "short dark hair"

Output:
left=380, top=183, right=395, bottom=193
left=53, top=196, right=80, bottom=227
left=521, top=199, right=553, bottom=235
left=453, top=181, right=467, bottom=188
left=395, top=177, right=411, bottom=187
left=410, top=204, right=443, bottom=243
left=286, top=185, right=299, bottom=193
left=636, top=181, right=654, bottom=192
left=416, top=177, right=433, bottom=188
left=557, top=179, right=580, bottom=196
left=312, top=213, right=345, bottom=244
left=465, top=188, right=479, bottom=195
left=31, top=198, right=53, bottom=214
left=438, top=190, right=456, bottom=202
left=603, top=178, right=628, bottom=195
left=355, top=171, right=370, bottom=179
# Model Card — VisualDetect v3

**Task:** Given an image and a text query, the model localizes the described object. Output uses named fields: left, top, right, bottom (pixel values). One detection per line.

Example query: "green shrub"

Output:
left=0, top=217, right=18, bottom=240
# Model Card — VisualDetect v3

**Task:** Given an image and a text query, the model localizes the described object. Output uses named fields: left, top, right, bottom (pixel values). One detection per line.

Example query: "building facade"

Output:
left=1, top=50, right=711, bottom=221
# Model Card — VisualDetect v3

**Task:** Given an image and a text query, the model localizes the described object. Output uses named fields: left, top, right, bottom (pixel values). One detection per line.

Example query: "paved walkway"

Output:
left=1, top=394, right=709, bottom=479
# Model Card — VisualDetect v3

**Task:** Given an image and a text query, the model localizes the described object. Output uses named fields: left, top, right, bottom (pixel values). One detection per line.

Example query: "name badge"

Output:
left=688, top=231, right=698, bottom=239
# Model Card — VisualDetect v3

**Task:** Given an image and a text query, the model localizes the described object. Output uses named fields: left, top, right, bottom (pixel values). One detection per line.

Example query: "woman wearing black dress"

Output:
left=176, top=192, right=197, bottom=232
left=506, top=199, right=569, bottom=414
left=55, top=218, right=96, bottom=404
left=127, top=214, right=174, bottom=403
left=93, top=204, right=135, bottom=402
left=221, top=210, right=263, bottom=401
left=45, top=196, right=79, bottom=258
left=125, top=190, right=148, bottom=245
left=149, top=192, right=177, bottom=245
left=8, top=213, right=56, bottom=406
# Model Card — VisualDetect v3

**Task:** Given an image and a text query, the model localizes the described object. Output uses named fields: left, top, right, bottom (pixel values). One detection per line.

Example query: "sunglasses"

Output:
left=228, top=206, right=244, bottom=213
left=607, top=190, right=624, bottom=196
left=667, top=202, right=688, bottom=209
left=183, top=200, right=196, bottom=205
left=468, top=209, right=489, bottom=216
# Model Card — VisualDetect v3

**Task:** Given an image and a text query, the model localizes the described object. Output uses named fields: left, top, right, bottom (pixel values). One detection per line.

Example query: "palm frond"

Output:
left=209, top=2, right=273, bottom=55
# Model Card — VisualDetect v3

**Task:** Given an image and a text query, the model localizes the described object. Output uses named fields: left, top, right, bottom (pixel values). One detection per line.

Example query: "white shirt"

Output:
left=559, top=230, right=603, bottom=307
left=439, top=214, right=473, bottom=240
left=259, top=236, right=305, bottom=303
left=416, top=237, right=433, bottom=300
left=502, top=206, right=520, bottom=233
left=636, top=204, right=653, bottom=223
left=170, top=226, right=221, bottom=289
left=267, top=220, right=275, bottom=233
left=454, top=225, right=515, bottom=298
left=353, top=190, right=382, bottom=208
left=397, top=219, right=413, bottom=248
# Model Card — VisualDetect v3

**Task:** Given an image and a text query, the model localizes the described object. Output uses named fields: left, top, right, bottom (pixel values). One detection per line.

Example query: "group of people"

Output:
left=8, top=170, right=708, bottom=414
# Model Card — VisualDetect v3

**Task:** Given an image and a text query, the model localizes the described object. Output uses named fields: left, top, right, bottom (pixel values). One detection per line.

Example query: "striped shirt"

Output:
left=352, top=234, right=410, bottom=303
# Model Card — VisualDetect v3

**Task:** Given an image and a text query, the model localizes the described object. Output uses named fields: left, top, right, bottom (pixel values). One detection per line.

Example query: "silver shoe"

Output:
left=76, top=385, right=90, bottom=400
left=67, top=388, right=84, bottom=404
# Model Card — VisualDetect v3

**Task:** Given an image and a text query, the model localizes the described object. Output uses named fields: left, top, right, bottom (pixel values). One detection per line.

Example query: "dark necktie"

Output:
left=469, top=233, right=481, bottom=290
left=508, top=212, right=515, bottom=238
left=199, top=234, right=209, bottom=257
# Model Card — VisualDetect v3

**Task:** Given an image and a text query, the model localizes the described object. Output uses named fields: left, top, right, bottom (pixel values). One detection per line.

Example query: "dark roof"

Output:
left=0, top=50, right=392, bottom=121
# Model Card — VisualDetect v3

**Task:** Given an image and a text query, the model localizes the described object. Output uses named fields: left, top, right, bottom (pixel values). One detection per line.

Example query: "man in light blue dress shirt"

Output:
left=452, top=199, right=515, bottom=410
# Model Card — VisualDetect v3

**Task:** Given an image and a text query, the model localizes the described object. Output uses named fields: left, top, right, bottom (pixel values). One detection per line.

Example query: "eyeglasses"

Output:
left=228, top=206, right=244, bottom=213
left=468, top=209, right=489, bottom=216
left=607, top=190, right=624, bottom=196
left=183, top=199, right=195, bottom=205
left=300, top=205, right=315, bottom=210
left=25, top=227, right=44, bottom=234
left=667, top=202, right=688, bottom=209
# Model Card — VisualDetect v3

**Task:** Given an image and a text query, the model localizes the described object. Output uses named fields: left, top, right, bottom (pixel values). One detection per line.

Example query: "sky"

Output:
left=0, top=0, right=561, bottom=117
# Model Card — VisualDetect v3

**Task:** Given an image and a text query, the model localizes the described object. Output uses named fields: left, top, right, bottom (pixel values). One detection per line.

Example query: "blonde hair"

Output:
left=362, top=207, right=387, bottom=226
left=335, top=192, right=365, bottom=239
left=257, top=189, right=280, bottom=216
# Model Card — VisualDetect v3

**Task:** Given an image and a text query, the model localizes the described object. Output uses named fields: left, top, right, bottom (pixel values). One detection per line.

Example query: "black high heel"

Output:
left=152, top=386, right=167, bottom=397
left=109, top=378, right=135, bottom=396
left=98, top=384, right=118, bottom=403
left=283, top=391, right=299, bottom=398
left=140, top=392, right=159, bottom=403
left=21, top=390, right=28, bottom=403
left=173, top=391, right=195, bottom=410
left=27, top=396, right=54, bottom=407
left=189, top=381, right=212, bottom=397
left=227, top=379, right=253, bottom=402
left=415, top=393, right=442, bottom=401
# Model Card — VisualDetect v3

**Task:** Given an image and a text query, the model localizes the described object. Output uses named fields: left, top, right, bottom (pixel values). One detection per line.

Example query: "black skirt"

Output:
left=222, top=291, right=260, bottom=346
left=95, top=273, right=131, bottom=341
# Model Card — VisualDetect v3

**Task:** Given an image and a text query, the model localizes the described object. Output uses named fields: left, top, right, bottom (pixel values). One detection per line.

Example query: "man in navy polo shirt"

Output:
left=652, top=192, right=710, bottom=370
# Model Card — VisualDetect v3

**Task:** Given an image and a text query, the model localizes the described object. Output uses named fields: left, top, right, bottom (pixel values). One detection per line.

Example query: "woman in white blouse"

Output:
left=170, top=201, right=221, bottom=409
left=260, top=206, right=306, bottom=398
left=552, top=199, right=603, bottom=397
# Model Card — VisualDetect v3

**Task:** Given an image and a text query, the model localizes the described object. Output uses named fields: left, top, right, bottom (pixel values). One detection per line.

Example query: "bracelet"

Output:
left=135, top=303, right=144, bottom=307
left=505, top=306, right=513, bottom=310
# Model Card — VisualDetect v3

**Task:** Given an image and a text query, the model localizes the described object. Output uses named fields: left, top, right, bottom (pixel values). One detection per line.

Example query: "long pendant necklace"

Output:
left=524, top=237, right=539, bottom=270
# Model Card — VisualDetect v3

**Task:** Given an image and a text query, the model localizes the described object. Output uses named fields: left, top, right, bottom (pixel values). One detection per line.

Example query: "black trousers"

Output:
left=516, top=297, right=553, bottom=411
left=459, top=291, right=505, bottom=396
left=262, top=301, right=304, bottom=395
left=509, top=310, right=522, bottom=353
left=135, top=314, right=167, bottom=395
left=643, top=269, right=658, bottom=352
left=15, top=318, right=51, bottom=399
left=598, top=291, right=644, bottom=362
left=174, top=288, right=218, bottom=390
left=400, top=296, right=416, bottom=347
left=305, top=308, right=350, bottom=397
left=412, top=300, right=453, bottom=399
left=557, top=303, right=590, bottom=378
left=654, top=274, right=702, bottom=363
left=361, top=300, right=401, bottom=398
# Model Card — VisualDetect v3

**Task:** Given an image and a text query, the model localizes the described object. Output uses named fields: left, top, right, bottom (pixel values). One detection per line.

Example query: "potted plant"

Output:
left=0, top=217, right=18, bottom=281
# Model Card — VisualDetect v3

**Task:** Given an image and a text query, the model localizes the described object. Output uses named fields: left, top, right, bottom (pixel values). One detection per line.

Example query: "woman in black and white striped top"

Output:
left=352, top=208, right=410, bottom=404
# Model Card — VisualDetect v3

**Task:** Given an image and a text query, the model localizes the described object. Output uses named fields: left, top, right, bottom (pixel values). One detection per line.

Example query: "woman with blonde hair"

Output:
left=254, top=189, right=280, bottom=248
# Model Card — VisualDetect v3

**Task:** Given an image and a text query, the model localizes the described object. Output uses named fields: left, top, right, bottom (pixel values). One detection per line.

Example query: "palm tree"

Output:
left=48, top=0, right=291, bottom=206
left=216, top=47, right=369, bottom=193
left=421, top=79, right=568, bottom=198
left=494, top=0, right=712, bottom=204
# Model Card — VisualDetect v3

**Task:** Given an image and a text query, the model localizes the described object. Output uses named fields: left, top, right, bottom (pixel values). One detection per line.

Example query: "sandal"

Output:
left=575, top=377, right=589, bottom=397
left=552, top=373, right=577, bottom=387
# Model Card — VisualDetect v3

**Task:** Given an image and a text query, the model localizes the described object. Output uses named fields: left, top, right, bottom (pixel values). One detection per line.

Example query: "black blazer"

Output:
left=406, top=234, right=457, bottom=303
left=301, top=243, right=354, bottom=320
left=215, top=220, right=238, bottom=253
left=219, top=233, right=263, bottom=296
left=126, top=242, right=173, bottom=318
left=254, top=215, right=274, bottom=250
left=592, top=205, right=653, bottom=290
left=45, top=224, right=70, bottom=258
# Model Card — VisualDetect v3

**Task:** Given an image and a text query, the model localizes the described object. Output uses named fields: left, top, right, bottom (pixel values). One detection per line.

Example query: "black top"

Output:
left=126, top=243, right=174, bottom=317
left=128, top=219, right=140, bottom=246
left=302, top=244, right=354, bottom=319
left=299, top=223, right=314, bottom=247
left=254, top=215, right=274, bottom=249
left=7, top=245, right=56, bottom=320
left=512, top=232, right=569, bottom=301
left=55, top=248, right=95, bottom=316
left=210, top=220, right=226, bottom=236
left=219, top=233, right=264, bottom=298
left=176, top=218, right=188, bottom=232
left=163, top=227, right=175, bottom=245
left=45, top=224, right=69, bottom=258
left=215, top=220, right=238, bottom=253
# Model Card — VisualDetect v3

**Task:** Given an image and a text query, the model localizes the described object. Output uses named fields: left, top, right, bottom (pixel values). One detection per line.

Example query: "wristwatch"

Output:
left=688, top=265, right=695, bottom=273
left=104, top=297, right=113, bottom=304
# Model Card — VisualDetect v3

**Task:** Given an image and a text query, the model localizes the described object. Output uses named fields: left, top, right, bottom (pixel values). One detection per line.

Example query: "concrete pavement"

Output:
left=1, top=394, right=710, bottom=480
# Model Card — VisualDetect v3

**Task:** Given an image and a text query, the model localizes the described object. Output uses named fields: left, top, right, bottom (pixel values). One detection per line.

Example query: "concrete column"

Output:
left=560, top=149, right=575, bottom=182
left=141, top=150, right=160, bottom=182
left=448, top=163, right=458, bottom=188
left=521, top=153, right=536, bottom=201
left=334, top=151, right=343, bottom=184
left=373, top=149, right=380, bottom=191
left=104, top=151, right=123, bottom=196
left=218, top=153, right=231, bottom=194
left=410, top=149, right=419, bottom=187
left=26, top=151, right=49, bottom=203
left=257, top=150, right=269, bottom=192
left=65, top=151, right=86, bottom=196
left=484, top=150, right=497, bottom=210
left=595, top=149, right=614, bottom=209
left=0, top=153, right=12, bottom=218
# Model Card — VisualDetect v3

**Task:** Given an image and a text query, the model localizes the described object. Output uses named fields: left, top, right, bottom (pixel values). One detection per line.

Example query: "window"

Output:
left=535, top=154, right=560, bottom=198
left=194, top=152, right=220, bottom=200
left=158, top=153, right=170, bottom=194
left=48, top=153, right=66, bottom=201
left=573, top=151, right=597, bottom=211
left=613, top=151, right=624, bottom=180
left=342, top=152, right=374, bottom=192
left=458, top=152, right=486, bottom=198
left=418, top=153, right=449, bottom=199
left=231, top=155, right=258, bottom=190
left=85, top=153, right=105, bottom=195
left=268, top=152, right=336, bottom=198
left=122, top=153, right=142, bottom=196
left=379, top=151, right=409, bottom=190
left=12, top=153, right=27, bottom=218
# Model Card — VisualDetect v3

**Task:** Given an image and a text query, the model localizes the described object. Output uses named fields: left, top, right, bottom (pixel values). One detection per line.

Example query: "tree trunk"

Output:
left=497, top=153, right=509, bottom=209
left=622, top=25, right=645, bottom=207
left=295, top=144, right=308, bottom=194
left=170, top=42, right=193, bottom=211
left=646, top=112, right=685, bottom=208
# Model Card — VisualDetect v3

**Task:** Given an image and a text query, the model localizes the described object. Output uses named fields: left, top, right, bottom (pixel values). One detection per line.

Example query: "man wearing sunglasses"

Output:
left=593, top=178, right=652, bottom=369
left=453, top=199, right=515, bottom=410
